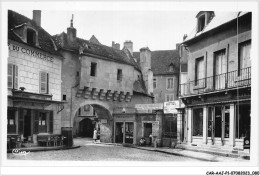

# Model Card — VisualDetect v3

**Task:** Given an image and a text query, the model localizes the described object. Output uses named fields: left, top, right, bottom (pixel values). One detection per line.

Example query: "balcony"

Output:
left=179, top=67, right=251, bottom=97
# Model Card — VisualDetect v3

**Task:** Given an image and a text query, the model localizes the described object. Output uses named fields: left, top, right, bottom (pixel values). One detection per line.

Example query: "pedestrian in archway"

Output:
left=93, top=128, right=97, bottom=143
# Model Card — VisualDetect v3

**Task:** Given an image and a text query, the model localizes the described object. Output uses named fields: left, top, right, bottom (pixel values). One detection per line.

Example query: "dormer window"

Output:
left=197, top=14, right=206, bottom=32
left=27, top=28, right=36, bottom=45
left=169, top=63, right=175, bottom=72
left=196, top=11, right=215, bottom=33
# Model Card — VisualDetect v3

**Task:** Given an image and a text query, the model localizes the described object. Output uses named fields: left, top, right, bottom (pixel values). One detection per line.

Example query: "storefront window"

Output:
left=236, top=104, right=251, bottom=139
left=193, top=108, right=203, bottom=136
left=125, top=122, right=134, bottom=144
left=224, top=106, right=230, bottom=138
left=7, top=109, right=16, bottom=134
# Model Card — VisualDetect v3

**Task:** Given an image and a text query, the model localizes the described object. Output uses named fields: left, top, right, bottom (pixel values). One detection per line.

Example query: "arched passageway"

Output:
left=73, top=103, right=113, bottom=143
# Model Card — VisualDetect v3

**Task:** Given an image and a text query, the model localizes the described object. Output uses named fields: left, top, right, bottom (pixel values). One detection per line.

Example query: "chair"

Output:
left=50, top=136, right=57, bottom=147
left=15, top=136, right=22, bottom=148
left=26, top=136, right=33, bottom=147
left=60, top=135, right=64, bottom=146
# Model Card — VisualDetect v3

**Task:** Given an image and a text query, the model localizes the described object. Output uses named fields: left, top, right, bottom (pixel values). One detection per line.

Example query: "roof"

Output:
left=133, top=50, right=180, bottom=75
left=53, top=32, right=139, bottom=69
left=133, top=79, right=147, bottom=94
left=183, top=11, right=249, bottom=44
left=8, top=10, right=61, bottom=56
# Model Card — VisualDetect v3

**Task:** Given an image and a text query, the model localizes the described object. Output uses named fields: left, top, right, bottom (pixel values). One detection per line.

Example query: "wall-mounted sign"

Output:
left=135, top=103, right=163, bottom=113
left=164, top=100, right=184, bottom=114
left=100, top=119, right=107, bottom=124
left=8, top=43, right=54, bottom=63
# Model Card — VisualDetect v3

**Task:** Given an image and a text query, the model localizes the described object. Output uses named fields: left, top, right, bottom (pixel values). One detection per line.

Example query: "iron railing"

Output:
left=179, top=67, right=251, bottom=96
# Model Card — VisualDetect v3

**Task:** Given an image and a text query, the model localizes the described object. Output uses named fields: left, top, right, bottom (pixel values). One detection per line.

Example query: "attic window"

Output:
left=197, top=14, right=206, bottom=32
left=169, top=63, right=174, bottom=72
left=27, top=28, right=37, bottom=45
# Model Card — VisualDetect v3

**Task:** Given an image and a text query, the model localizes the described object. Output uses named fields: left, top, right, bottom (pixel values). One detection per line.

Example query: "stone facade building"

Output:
left=7, top=10, right=64, bottom=143
left=133, top=49, right=181, bottom=147
left=179, top=11, right=251, bottom=151
left=52, top=19, right=154, bottom=143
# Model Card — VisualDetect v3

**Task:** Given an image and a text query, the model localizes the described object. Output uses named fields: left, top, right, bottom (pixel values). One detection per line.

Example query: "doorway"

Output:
left=115, top=122, right=123, bottom=143
left=23, top=109, right=31, bottom=139
left=79, top=118, right=95, bottom=137
left=125, top=122, right=134, bottom=144
left=143, top=123, right=152, bottom=144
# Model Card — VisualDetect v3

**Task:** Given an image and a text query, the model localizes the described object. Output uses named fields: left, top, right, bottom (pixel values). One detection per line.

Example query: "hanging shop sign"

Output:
left=135, top=103, right=163, bottom=113
left=164, top=100, right=185, bottom=114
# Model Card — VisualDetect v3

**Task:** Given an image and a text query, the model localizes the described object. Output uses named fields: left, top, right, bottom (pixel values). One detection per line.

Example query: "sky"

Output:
left=8, top=9, right=197, bottom=52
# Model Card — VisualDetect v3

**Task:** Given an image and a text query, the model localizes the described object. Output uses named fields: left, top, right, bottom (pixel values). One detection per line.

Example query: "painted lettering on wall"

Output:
left=8, top=43, right=54, bottom=62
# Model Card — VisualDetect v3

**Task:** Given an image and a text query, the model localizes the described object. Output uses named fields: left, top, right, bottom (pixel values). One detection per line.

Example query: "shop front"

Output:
left=187, top=100, right=251, bottom=150
left=7, top=90, right=64, bottom=149
left=113, top=113, right=135, bottom=144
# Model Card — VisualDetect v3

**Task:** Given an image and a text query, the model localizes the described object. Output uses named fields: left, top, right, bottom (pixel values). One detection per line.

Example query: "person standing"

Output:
left=93, top=128, right=97, bottom=143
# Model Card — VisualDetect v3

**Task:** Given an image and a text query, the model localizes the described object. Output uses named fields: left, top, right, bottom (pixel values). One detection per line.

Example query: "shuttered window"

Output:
left=166, top=78, right=174, bottom=89
left=8, top=64, right=18, bottom=89
left=40, top=71, right=49, bottom=94
left=239, top=40, right=251, bottom=75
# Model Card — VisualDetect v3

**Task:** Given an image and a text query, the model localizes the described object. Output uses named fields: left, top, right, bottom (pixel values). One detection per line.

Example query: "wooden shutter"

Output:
left=8, top=64, right=13, bottom=88
left=34, top=111, right=39, bottom=134
left=40, top=72, right=47, bottom=93
left=18, top=109, right=24, bottom=134
left=14, top=65, right=18, bottom=89
left=49, top=111, right=53, bottom=134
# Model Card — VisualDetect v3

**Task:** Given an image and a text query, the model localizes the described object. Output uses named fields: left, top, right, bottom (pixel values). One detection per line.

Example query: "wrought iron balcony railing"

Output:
left=179, top=67, right=251, bottom=97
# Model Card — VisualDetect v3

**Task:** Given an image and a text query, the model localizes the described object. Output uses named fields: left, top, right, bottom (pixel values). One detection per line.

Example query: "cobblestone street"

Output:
left=7, top=138, right=247, bottom=162
left=7, top=138, right=201, bottom=161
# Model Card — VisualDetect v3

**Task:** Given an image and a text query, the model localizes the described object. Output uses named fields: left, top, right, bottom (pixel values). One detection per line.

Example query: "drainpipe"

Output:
left=236, top=11, right=241, bottom=145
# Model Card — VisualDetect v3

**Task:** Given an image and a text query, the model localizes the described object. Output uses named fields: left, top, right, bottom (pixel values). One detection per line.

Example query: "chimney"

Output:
left=33, top=10, right=41, bottom=27
left=112, top=41, right=120, bottom=50
left=139, top=47, right=153, bottom=95
left=67, top=14, right=77, bottom=43
left=124, top=40, right=133, bottom=56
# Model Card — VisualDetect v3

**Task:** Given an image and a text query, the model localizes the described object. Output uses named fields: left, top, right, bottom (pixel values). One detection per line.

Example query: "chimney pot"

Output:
left=33, top=10, right=41, bottom=26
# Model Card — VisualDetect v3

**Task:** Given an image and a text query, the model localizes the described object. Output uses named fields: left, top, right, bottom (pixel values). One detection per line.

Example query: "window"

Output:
left=166, top=78, right=174, bottom=89
left=238, top=40, right=251, bottom=75
left=169, top=63, right=174, bottom=72
left=90, top=62, right=97, bottom=76
left=180, top=63, right=187, bottom=72
left=197, top=14, right=206, bottom=32
left=78, top=108, right=81, bottom=116
left=236, top=104, right=250, bottom=139
left=153, top=78, right=157, bottom=89
left=163, top=114, right=177, bottom=138
left=117, top=69, right=122, bottom=81
left=193, top=108, right=203, bottom=136
left=165, top=94, right=174, bottom=102
left=40, top=71, right=49, bottom=94
left=38, top=112, right=47, bottom=133
left=8, top=64, right=18, bottom=89
left=7, top=109, right=16, bottom=134
left=27, top=28, right=36, bottom=45
left=195, top=57, right=204, bottom=86
left=63, top=94, right=66, bottom=101
left=214, top=50, right=226, bottom=90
